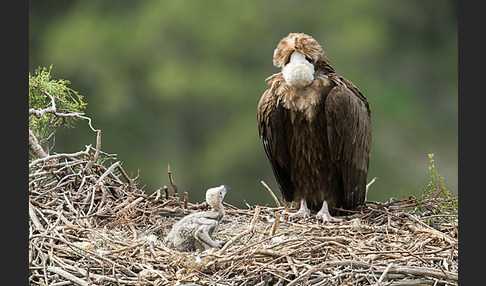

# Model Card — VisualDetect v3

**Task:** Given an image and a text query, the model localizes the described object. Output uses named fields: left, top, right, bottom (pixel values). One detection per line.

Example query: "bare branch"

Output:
left=261, top=180, right=282, bottom=207
left=29, top=86, right=99, bottom=132
left=167, top=163, right=178, bottom=196
left=29, top=146, right=90, bottom=168
left=84, top=130, right=101, bottom=172
left=29, top=129, right=47, bottom=159
left=46, top=267, right=90, bottom=286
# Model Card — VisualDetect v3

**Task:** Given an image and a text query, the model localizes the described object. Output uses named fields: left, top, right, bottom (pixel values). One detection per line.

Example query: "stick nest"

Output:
left=29, top=145, right=458, bottom=286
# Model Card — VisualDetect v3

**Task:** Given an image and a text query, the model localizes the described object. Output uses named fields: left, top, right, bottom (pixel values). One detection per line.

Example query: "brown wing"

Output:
left=324, top=81, right=371, bottom=208
left=257, top=88, right=295, bottom=202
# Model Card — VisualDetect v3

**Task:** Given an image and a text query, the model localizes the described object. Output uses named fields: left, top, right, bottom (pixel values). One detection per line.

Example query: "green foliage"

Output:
left=29, top=1, right=457, bottom=205
left=416, top=154, right=458, bottom=226
left=29, top=66, right=87, bottom=140
left=423, top=154, right=456, bottom=205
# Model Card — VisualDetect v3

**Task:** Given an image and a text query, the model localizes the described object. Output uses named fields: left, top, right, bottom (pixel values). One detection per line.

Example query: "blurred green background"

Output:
left=29, top=0, right=457, bottom=207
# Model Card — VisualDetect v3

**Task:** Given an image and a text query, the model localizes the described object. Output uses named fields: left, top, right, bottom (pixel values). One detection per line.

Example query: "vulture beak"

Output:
left=282, top=51, right=315, bottom=88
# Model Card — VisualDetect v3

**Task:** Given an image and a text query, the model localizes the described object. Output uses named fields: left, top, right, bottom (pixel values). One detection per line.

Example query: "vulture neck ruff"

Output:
left=282, top=51, right=315, bottom=88
left=275, top=73, right=333, bottom=123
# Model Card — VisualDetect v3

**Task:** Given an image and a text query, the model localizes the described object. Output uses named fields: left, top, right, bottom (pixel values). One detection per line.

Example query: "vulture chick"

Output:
left=257, top=33, right=372, bottom=221
left=166, top=185, right=229, bottom=251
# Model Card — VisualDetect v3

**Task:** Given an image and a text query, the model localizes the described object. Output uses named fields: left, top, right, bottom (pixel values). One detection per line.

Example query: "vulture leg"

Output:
left=316, top=200, right=343, bottom=222
left=289, top=199, right=311, bottom=220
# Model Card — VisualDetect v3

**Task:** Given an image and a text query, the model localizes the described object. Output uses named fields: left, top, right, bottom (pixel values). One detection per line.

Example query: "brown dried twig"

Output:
left=261, top=180, right=282, bottom=208
left=29, top=125, right=458, bottom=285
left=167, top=164, right=178, bottom=196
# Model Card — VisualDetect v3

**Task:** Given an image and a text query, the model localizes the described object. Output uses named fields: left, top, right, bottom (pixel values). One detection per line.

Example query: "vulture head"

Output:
left=272, top=33, right=330, bottom=88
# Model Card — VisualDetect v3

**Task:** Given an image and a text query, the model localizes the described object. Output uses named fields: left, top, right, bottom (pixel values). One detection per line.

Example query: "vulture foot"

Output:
left=316, top=200, right=343, bottom=223
left=288, top=199, right=311, bottom=221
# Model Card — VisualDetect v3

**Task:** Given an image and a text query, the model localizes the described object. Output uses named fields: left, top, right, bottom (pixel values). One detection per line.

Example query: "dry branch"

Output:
left=261, top=180, right=282, bottom=207
left=167, top=164, right=178, bottom=196
left=29, top=128, right=48, bottom=159
left=47, top=267, right=90, bottom=286
left=84, top=130, right=101, bottom=172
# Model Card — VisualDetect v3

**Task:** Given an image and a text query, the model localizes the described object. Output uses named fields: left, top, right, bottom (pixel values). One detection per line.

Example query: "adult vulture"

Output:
left=257, top=33, right=372, bottom=221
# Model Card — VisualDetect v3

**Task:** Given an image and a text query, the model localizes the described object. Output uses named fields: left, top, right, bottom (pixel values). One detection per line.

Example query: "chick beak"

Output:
left=220, top=185, right=230, bottom=197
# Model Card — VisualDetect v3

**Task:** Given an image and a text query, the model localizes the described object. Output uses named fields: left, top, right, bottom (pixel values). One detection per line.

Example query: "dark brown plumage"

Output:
left=257, top=33, right=371, bottom=220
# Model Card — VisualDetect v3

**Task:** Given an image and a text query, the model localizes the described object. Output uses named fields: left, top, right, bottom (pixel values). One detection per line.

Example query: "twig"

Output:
left=97, top=161, right=120, bottom=183
left=84, top=130, right=101, bottom=172
left=167, top=164, right=178, bottom=196
left=270, top=212, right=281, bottom=236
left=219, top=228, right=251, bottom=253
left=261, top=180, right=281, bottom=207
left=249, top=207, right=261, bottom=228
left=163, top=185, right=169, bottom=200
left=153, top=187, right=162, bottom=202
left=123, top=197, right=145, bottom=211
left=219, top=208, right=261, bottom=253
left=254, top=248, right=282, bottom=258
left=183, top=192, right=188, bottom=209
left=108, top=241, right=145, bottom=254
left=286, top=256, right=299, bottom=278
left=29, top=147, right=90, bottom=168
left=390, top=264, right=457, bottom=282
left=367, top=177, right=377, bottom=190
left=116, top=163, right=132, bottom=187
left=29, top=201, right=44, bottom=231
left=86, top=185, right=97, bottom=217
left=86, top=161, right=120, bottom=216
left=47, top=267, right=90, bottom=286
left=319, top=260, right=458, bottom=282
left=375, top=262, right=393, bottom=286
left=50, top=233, right=138, bottom=277
left=287, top=266, right=316, bottom=286
left=366, top=177, right=377, bottom=199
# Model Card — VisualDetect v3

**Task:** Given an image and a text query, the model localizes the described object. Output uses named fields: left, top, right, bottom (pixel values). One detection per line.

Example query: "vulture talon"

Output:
left=289, top=211, right=310, bottom=221
left=316, top=211, right=343, bottom=223
left=305, top=215, right=317, bottom=221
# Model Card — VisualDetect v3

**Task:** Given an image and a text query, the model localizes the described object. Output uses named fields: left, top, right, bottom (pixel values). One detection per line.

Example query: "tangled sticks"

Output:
left=28, top=113, right=457, bottom=285
left=29, top=146, right=458, bottom=286
left=28, top=134, right=189, bottom=285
